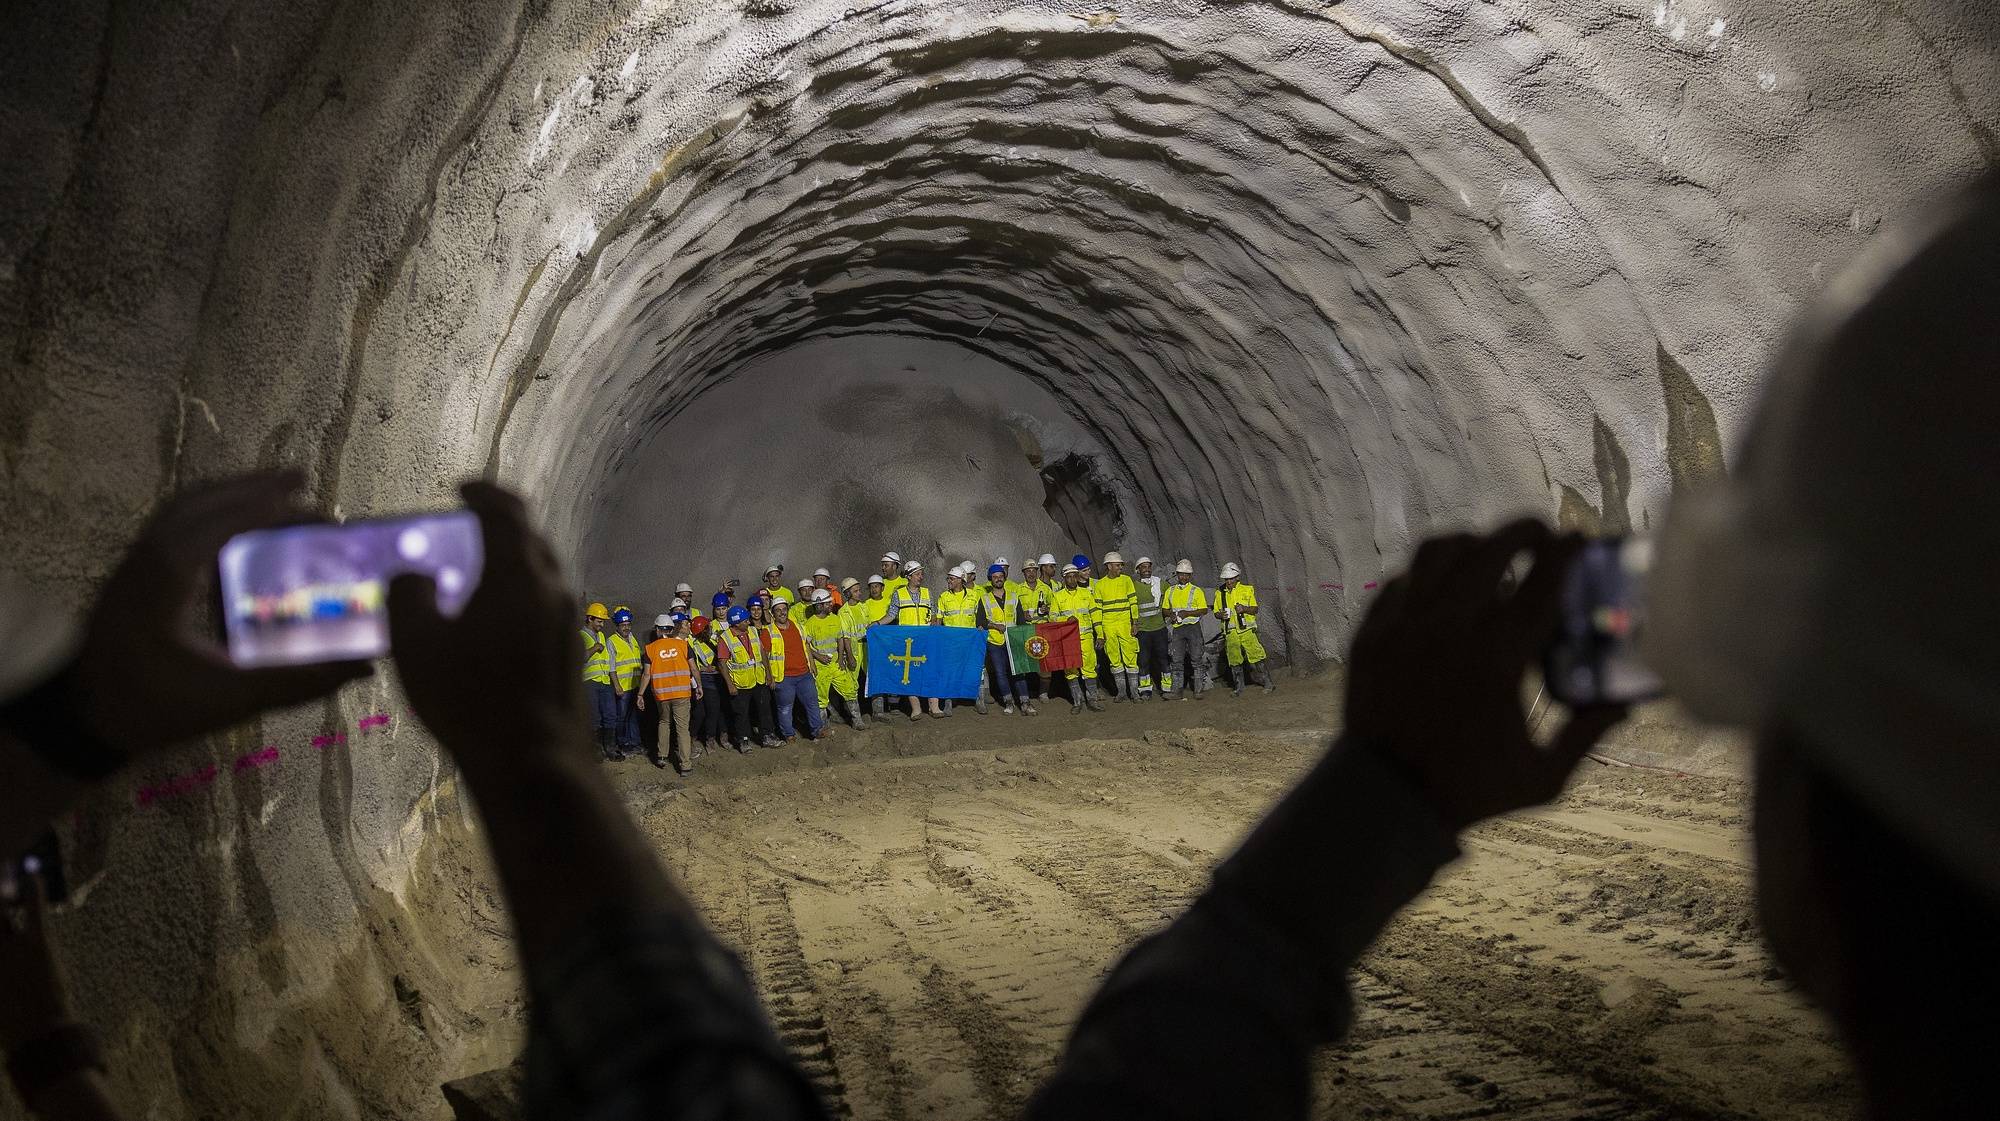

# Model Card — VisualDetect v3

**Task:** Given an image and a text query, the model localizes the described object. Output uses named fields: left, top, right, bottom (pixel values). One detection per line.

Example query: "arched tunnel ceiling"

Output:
left=3, top=4, right=1996, bottom=1119
left=434, top=0, right=1992, bottom=660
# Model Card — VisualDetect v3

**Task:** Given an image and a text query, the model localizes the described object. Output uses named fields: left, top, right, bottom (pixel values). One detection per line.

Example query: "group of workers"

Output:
left=578, top=551, right=1277, bottom=774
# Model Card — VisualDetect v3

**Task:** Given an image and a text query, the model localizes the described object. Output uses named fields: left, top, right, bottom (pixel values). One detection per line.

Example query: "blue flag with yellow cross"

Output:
left=864, top=626, right=987, bottom=698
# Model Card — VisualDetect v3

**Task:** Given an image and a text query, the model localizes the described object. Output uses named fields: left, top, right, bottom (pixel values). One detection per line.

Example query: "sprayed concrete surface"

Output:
left=3, top=1, right=1990, bottom=1118
left=597, top=671, right=1852, bottom=1121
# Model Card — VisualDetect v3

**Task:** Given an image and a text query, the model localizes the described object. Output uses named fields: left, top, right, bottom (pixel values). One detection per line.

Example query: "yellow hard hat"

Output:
left=585, top=602, right=610, bottom=620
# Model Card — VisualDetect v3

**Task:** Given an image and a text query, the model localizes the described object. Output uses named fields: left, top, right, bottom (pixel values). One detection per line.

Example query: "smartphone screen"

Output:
left=1544, top=537, right=1664, bottom=707
left=218, top=511, right=482, bottom=667
left=2, top=830, right=66, bottom=907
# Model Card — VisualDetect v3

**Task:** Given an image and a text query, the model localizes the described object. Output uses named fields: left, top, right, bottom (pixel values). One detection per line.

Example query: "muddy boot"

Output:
left=936, top=699, right=952, bottom=718
left=1021, top=700, right=1038, bottom=715
left=975, top=686, right=988, bottom=715
left=848, top=705, right=868, bottom=730
left=1083, top=681, right=1106, bottom=712
left=1256, top=661, right=1277, bottom=694
left=1125, top=672, right=1142, bottom=704
left=595, top=729, right=616, bottom=761
left=1069, top=682, right=1085, bottom=714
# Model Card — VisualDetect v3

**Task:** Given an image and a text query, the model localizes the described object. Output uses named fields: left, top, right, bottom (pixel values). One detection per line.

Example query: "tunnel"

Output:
left=3, top=0, right=1995, bottom=1118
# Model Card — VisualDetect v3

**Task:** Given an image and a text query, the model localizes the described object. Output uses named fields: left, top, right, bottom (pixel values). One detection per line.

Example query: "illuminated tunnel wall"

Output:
left=2, top=0, right=1993, bottom=1116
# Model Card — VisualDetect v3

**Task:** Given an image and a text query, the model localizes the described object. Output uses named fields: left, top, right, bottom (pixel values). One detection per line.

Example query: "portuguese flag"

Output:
left=1006, top=621, right=1083, bottom=675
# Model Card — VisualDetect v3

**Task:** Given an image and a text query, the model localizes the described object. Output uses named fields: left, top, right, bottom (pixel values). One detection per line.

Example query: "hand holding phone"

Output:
left=219, top=511, right=483, bottom=667
left=1542, top=537, right=1664, bottom=707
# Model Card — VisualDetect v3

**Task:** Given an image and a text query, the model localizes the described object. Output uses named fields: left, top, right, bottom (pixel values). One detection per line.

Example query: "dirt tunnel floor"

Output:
left=603, top=674, right=1856, bottom=1120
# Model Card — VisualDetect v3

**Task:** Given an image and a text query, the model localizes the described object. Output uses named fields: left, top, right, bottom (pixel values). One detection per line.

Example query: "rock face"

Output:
left=1, top=1, right=1994, bottom=1117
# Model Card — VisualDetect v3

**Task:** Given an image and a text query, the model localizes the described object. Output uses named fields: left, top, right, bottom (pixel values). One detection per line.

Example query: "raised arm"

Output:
left=1024, top=522, right=1626, bottom=1121
left=389, top=483, right=824, bottom=1121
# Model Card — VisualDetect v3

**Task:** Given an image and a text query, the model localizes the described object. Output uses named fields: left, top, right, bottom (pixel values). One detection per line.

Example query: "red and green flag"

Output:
left=1005, top=620, right=1083, bottom=675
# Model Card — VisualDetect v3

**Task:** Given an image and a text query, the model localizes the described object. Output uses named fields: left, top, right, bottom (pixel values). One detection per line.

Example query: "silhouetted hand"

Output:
left=65, top=471, right=372, bottom=755
left=388, top=482, right=588, bottom=774
left=0, top=876, right=69, bottom=1053
left=1345, top=519, right=1627, bottom=832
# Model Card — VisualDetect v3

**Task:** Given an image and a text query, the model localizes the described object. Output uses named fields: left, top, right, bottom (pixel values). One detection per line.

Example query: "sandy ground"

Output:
left=598, top=672, right=1857, bottom=1120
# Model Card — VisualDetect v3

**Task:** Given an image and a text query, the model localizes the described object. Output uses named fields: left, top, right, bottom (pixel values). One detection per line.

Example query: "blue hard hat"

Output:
left=1072, top=554, right=1090, bottom=569
left=610, top=608, right=634, bottom=624
left=711, top=592, right=730, bottom=609
left=670, top=612, right=689, bottom=626
left=988, top=564, right=1005, bottom=576
left=726, top=606, right=750, bottom=625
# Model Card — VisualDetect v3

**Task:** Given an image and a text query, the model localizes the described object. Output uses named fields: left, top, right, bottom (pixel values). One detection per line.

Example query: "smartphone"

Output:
left=1543, top=536, right=1664, bottom=707
left=2, top=830, right=66, bottom=906
left=218, top=511, right=482, bottom=667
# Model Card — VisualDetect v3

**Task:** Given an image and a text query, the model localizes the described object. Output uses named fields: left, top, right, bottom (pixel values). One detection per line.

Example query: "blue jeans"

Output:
left=985, top=644, right=1023, bottom=703
left=616, top=690, right=642, bottom=749
left=773, top=673, right=824, bottom=738
left=587, top=682, right=620, bottom=734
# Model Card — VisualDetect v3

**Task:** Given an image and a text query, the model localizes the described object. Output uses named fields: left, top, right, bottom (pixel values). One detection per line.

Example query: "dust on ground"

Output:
left=598, top=671, right=1857, bottom=1120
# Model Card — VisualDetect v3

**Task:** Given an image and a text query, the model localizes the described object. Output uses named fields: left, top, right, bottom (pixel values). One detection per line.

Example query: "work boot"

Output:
left=849, top=710, right=868, bottom=730
left=1000, top=702, right=1017, bottom=716
left=1125, top=672, right=1142, bottom=703
left=1070, top=685, right=1085, bottom=714
left=1257, top=662, right=1277, bottom=694
left=871, top=695, right=887, bottom=718
left=1083, top=681, right=1106, bottom=712
left=1231, top=675, right=1245, bottom=697
left=936, top=699, right=952, bottom=718
left=735, top=740, right=754, bottom=755
left=595, top=730, right=616, bottom=761
left=1021, top=701, right=1038, bottom=715
left=975, top=689, right=988, bottom=715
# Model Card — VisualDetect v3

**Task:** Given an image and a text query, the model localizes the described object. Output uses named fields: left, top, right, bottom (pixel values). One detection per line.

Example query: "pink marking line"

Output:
left=1362, top=581, right=1379, bottom=590
left=233, top=746, right=281, bottom=773
left=312, top=732, right=348, bottom=749
left=136, top=764, right=220, bottom=808
left=356, top=713, right=392, bottom=732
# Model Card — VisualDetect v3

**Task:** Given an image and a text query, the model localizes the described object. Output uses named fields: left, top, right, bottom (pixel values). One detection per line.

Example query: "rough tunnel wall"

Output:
left=2, top=0, right=1996, bottom=1117
left=580, top=334, right=1108, bottom=605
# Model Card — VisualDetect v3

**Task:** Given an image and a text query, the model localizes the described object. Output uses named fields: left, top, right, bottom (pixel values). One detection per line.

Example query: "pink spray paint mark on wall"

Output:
left=1319, top=583, right=1344, bottom=591
left=135, top=764, right=220, bottom=808
left=312, top=732, right=348, bottom=749
left=357, top=713, right=392, bottom=732
left=1362, top=581, right=1379, bottom=590
left=233, top=746, right=281, bottom=773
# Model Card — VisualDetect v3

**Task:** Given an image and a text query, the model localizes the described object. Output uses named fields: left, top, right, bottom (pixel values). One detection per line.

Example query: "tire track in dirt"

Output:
left=741, top=878, right=855, bottom=1117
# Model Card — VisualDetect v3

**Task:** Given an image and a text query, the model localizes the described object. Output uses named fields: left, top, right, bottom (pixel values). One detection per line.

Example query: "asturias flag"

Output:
left=865, top=626, right=987, bottom=698
left=1006, top=620, right=1083, bottom=675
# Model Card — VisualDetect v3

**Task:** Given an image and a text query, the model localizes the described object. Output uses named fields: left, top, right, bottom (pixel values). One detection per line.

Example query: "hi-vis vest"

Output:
left=886, top=585, right=934, bottom=625
left=580, top=628, right=613, bottom=684
left=716, top=628, right=770, bottom=690
left=1164, top=581, right=1209, bottom=627
left=801, top=613, right=844, bottom=663
left=1049, top=586, right=1097, bottom=627
left=1216, top=583, right=1259, bottom=630
left=938, top=588, right=979, bottom=628
left=1093, top=574, right=1138, bottom=627
left=643, top=638, right=694, bottom=701
left=690, top=636, right=717, bottom=672
left=981, top=587, right=1023, bottom=645
left=1135, top=576, right=1166, bottom=632
left=608, top=632, right=646, bottom=691
left=757, top=625, right=786, bottom=682
left=838, top=602, right=869, bottom=646
left=1020, top=580, right=1051, bottom=618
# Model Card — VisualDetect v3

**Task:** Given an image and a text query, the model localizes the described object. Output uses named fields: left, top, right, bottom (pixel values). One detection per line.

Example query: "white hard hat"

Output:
left=882, top=551, right=901, bottom=564
left=840, top=576, right=860, bottom=590
left=903, top=560, right=922, bottom=574
left=798, top=579, right=814, bottom=590
left=653, top=613, right=674, bottom=628
left=993, top=556, right=1010, bottom=567
left=1038, top=553, right=1058, bottom=566
left=670, top=598, right=687, bottom=611
left=1648, top=182, right=2000, bottom=900
left=1175, top=559, right=1195, bottom=574
left=1062, top=564, right=1080, bottom=576
left=765, top=564, right=783, bottom=576
left=1104, top=551, right=1124, bottom=564
left=1220, top=562, right=1242, bottom=580
left=812, top=589, right=832, bottom=603
left=1136, top=557, right=1153, bottom=568
left=674, top=582, right=694, bottom=594
left=868, top=574, right=885, bottom=585
left=813, top=567, right=831, bottom=578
